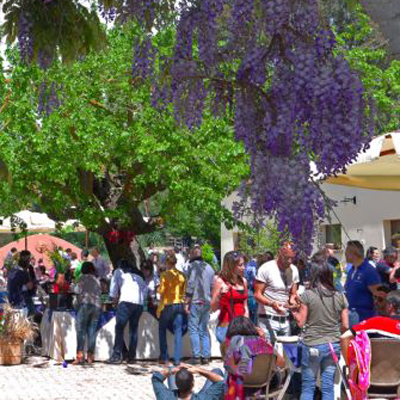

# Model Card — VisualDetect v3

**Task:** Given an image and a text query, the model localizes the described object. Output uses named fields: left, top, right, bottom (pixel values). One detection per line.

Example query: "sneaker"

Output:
left=201, top=358, right=210, bottom=365
left=173, top=360, right=181, bottom=367
left=189, top=358, right=201, bottom=365
left=126, top=357, right=136, bottom=365
left=105, top=355, right=123, bottom=365
left=158, top=358, right=168, bottom=365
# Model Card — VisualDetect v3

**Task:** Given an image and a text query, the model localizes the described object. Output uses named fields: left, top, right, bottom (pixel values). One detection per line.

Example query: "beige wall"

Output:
left=221, top=183, right=400, bottom=262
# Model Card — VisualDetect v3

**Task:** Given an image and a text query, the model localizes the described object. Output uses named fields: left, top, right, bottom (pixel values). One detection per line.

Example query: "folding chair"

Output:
left=243, top=353, right=290, bottom=400
left=368, top=338, right=400, bottom=399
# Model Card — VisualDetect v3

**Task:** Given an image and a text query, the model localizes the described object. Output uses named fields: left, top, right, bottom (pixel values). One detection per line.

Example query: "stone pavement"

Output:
left=0, top=357, right=224, bottom=400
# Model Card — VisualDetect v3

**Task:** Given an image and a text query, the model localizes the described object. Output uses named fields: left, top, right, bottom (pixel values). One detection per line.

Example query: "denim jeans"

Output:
left=23, top=294, right=36, bottom=317
left=300, top=342, right=340, bottom=400
left=215, top=326, right=228, bottom=344
left=76, top=303, right=102, bottom=353
left=248, top=295, right=258, bottom=325
left=188, top=302, right=211, bottom=359
left=350, top=308, right=375, bottom=327
left=159, top=304, right=184, bottom=364
left=113, top=302, right=143, bottom=360
left=258, top=316, right=290, bottom=342
left=349, top=309, right=360, bottom=328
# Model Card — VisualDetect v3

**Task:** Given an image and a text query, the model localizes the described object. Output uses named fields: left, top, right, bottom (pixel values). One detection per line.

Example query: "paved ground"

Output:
left=0, top=357, right=224, bottom=400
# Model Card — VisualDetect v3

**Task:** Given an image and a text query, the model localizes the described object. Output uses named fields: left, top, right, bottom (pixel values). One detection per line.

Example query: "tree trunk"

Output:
left=102, top=234, right=146, bottom=270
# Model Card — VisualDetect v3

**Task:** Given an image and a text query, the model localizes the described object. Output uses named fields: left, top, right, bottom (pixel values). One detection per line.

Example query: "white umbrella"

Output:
left=325, top=131, right=400, bottom=191
left=0, top=210, right=85, bottom=233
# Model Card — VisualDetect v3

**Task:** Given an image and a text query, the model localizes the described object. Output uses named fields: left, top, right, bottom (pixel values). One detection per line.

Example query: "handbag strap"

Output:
left=230, top=286, right=236, bottom=319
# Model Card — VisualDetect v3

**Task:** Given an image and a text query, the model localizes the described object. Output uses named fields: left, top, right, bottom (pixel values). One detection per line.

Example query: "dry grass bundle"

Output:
left=0, top=303, right=37, bottom=342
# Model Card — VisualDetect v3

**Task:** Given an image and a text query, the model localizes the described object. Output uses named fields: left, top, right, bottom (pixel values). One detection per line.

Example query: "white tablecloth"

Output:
left=41, top=309, right=221, bottom=361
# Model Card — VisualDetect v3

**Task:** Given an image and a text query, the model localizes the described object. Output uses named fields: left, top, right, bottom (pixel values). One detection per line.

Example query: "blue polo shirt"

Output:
left=345, top=259, right=381, bottom=321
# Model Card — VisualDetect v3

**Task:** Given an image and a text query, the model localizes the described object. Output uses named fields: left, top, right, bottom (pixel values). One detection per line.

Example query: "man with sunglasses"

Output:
left=254, top=242, right=299, bottom=341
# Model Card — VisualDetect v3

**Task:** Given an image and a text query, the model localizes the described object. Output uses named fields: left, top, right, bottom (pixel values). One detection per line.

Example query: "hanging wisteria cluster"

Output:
left=17, top=12, right=34, bottom=63
left=7, top=0, right=375, bottom=253
left=152, top=0, right=373, bottom=254
left=98, top=3, right=116, bottom=24
left=38, top=81, right=64, bottom=117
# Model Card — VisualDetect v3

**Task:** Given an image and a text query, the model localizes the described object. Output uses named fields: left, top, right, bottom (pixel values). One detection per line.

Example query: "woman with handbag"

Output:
left=73, top=261, right=102, bottom=365
left=292, top=261, right=349, bottom=400
left=211, top=251, right=249, bottom=345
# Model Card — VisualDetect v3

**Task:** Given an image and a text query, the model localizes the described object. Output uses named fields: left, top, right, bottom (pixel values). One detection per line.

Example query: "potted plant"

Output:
left=47, top=245, right=70, bottom=276
left=0, top=303, right=37, bottom=365
left=47, top=246, right=73, bottom=309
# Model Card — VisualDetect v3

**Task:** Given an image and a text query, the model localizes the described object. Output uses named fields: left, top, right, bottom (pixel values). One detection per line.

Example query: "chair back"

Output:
left=370, top=338, right=400, bottom=386
left=242, top=353, right=276, bottom=387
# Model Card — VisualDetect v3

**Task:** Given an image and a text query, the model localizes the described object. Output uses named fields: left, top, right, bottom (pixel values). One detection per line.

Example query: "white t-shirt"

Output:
left=256, top=260, right=299, bottom=317
left=109, top=269, right=148, bottom=305
left=175, top=253, right=187, bottom=274
left=70, top=259, right=80, bottom=271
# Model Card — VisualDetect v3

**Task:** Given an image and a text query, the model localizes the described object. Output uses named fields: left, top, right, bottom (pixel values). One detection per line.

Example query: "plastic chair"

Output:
left=242, top=353, right=289, bottom=400
left=368, top=338, right=400, bottom=399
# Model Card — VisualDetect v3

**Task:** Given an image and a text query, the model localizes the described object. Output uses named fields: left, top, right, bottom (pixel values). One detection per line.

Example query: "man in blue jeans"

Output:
left=106, top=260, right=147, bottom=364
left=152, top=363, right=225, bottom=399
left=184, top=247, right=215, bottom=365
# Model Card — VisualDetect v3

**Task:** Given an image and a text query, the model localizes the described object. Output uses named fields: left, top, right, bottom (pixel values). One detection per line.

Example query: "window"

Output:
left=323, top=224, right=342, bottom=249
left=390, top=220, right=400, bottom=248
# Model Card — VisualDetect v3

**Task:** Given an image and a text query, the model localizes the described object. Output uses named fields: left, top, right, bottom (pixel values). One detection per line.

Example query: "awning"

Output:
left=325, top=131, right=400, bottom=191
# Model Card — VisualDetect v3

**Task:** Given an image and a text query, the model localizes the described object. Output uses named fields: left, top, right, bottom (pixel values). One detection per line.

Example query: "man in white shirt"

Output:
left=254, top=242, right=299, bottom=341
left=174, top=246, right=187, bottom=275
left=106, top=260, right=147, bottom=364
left=70, top=252, right=80, bottom=272
left=90, top=247, right=110, bottom=279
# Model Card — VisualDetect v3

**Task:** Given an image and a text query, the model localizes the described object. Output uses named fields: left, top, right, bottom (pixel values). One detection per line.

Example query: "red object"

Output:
left=218, top=281, right=248, bottom=324
left=353, top=316, right=400, bottom=337
left=121, top=231, right=135, bottom=243
left=53, top=281, right=70, bottom=294
left=105, top=230, right=120, bottom=243
left=0, top=234, right=82, bottom=271
left=105, top=230, right=135, bottom=244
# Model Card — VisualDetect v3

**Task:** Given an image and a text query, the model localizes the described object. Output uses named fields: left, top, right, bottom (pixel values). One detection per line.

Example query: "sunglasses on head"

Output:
left=230, top=251, right=243, bottom=259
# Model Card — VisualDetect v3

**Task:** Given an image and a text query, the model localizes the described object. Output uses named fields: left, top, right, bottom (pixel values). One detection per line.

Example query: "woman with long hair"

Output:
left=211, top=251, right=248, bottom=344
left=73, top=261, right=102, bottom=365
left=224, top=316, right=285, bottom=400
left=292, top=261, right=349, bottom=400
left=157, top=250, right=186, bottom=366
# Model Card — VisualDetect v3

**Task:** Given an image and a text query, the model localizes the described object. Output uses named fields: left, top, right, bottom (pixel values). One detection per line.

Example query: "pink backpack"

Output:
left=347, top=330, right=371, bottom=400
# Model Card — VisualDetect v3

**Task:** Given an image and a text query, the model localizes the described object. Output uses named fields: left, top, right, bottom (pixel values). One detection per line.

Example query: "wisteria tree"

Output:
left=0, top=26, right=248, bottom=265
left=0, top=0, right=382, bottom=254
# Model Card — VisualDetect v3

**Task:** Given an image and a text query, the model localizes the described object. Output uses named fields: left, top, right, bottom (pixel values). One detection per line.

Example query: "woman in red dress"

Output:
left=211, top=251, right=248, bottom=344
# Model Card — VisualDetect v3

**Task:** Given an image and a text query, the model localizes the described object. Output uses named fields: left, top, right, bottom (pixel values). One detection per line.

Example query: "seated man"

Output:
left=152, top=363, right=225, bottom=400
left=341, top=289, right=400, bottom=363
left=376, top=246, right=398, bottom=291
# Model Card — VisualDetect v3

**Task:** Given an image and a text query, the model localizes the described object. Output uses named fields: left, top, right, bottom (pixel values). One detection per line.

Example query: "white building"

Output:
left=221, top=183, right=400, bottom=262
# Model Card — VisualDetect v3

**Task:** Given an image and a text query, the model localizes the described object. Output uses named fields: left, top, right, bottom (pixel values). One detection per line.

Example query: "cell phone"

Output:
left=395, top=268, right=400, bottom=279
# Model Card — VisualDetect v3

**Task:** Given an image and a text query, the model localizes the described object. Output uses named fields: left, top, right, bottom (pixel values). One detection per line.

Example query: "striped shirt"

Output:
left=256, top=260, right=299, bottom=317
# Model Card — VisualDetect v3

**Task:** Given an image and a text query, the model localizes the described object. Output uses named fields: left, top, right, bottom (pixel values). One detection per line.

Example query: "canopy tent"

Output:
left=0, top=210, right=85, bottom=233
left=0, top=234, right=82, bottom=269
left=325, top=132, right=400, bottom=190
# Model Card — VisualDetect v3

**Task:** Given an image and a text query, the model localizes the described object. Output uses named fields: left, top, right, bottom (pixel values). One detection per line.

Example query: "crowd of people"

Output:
left=1, top=239, right=400, bottom=399
left=151, top=241, right=400, bottom=400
